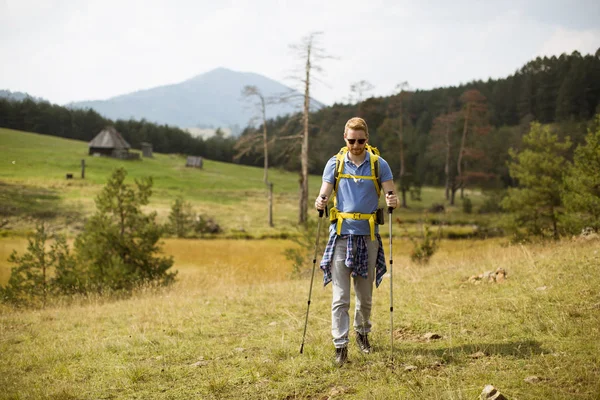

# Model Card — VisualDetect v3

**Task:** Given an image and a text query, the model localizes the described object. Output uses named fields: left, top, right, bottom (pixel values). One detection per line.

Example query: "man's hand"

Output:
left=315, top=195, right=328, bottom=210
left=385, top=192, right=398, bottom=209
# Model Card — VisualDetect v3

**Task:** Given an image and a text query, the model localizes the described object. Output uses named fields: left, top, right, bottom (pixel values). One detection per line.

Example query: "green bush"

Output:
left=1, top=223, right=80, bottom=307
left=284, top=218, right=327, bottom=279
left=168, top=197, right=196, bottom=238
left=409, top=225, right=441, bottom=264
left=462, top=197, right=473, bottom=214
left=194, top=215, right=222, bottom=236
left=478, top=191, right=505, bottom=214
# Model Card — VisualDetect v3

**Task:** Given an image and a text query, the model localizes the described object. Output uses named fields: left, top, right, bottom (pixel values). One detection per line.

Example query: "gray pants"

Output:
left=331, top=237, right=379, bottom=348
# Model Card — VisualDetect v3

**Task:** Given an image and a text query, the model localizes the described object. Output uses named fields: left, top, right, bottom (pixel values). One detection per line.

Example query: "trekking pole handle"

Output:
left=387, top=191, right=394, bottom=214
left=318, top=195, right=326, bottom=217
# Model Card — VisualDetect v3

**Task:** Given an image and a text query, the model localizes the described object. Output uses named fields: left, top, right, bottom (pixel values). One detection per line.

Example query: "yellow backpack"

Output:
left=333, top=144, right=382, bottom=198
left=330, top=144, right=382, bottom=240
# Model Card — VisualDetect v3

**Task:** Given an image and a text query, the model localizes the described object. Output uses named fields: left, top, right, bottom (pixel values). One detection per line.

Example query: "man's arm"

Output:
left=315, top=182, right=334, bottom=210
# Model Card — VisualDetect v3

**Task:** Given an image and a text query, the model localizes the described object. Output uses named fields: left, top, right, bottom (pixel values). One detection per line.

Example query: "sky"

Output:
left=1, top=0, right=599, bottom=106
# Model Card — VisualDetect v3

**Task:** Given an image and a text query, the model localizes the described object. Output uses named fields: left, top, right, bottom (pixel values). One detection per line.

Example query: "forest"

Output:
left=1, top=49, right=599, bottom=194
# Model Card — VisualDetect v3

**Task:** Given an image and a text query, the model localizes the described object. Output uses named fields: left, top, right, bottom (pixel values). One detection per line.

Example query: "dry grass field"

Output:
left=1, top=236, right=599, bottom=399
left=2, top=127, right=599, bottom=399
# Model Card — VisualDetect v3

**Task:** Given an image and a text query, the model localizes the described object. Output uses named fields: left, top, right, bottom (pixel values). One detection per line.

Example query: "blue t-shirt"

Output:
left=323, top=151, right=393, bottom=235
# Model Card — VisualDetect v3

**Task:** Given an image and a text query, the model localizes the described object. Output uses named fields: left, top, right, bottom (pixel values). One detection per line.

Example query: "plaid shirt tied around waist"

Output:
left=320, top=231, right=387, bottom=288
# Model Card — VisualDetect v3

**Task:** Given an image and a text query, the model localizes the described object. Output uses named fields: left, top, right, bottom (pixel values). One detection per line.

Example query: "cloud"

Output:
left=536, top=27, right=600, bottom=57
left=1, top=0, right=598, bottom=107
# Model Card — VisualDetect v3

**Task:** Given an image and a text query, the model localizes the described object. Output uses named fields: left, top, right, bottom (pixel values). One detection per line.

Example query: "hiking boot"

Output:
left=334, top=347, right=348, bottom=366
left=356, top=332, right=371, bottom=354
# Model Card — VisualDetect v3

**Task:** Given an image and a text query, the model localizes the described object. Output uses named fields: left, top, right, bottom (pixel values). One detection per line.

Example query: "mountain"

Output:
left=68, top=67, right=324, bottom=134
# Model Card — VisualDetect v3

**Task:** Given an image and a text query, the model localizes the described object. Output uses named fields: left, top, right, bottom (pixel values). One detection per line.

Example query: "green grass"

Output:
left=0, top=127, right=500, bottom=239
left=0, top=238, right=598, bottom=399
left=0, top=127, right=323, bottom=237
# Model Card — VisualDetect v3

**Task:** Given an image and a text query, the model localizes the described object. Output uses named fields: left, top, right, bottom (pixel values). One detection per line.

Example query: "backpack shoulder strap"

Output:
left=333, top=147, right=346, bottom=193
left=369, top=151, right=381, bottom=197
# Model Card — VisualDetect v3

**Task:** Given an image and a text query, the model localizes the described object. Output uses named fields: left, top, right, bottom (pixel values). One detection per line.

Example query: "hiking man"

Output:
left=315, top=117, right=397, bottom=366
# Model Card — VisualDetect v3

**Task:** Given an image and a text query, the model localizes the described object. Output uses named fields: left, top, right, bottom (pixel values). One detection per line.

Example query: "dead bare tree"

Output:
left=350, top=80, right=375, bottom=113
left=235, top=85, right=275, bottom=227
left=287, top=31, right=333, bottom=224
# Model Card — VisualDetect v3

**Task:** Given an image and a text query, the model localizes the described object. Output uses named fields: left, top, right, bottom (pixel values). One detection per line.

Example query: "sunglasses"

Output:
left=346, top=138, right=366, bottom=145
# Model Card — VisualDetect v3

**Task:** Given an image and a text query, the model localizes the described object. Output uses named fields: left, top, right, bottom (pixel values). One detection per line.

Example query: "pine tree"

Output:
left=502, top=122, right=572, bottom=239
left=168, top=197, right=195, bottom=238
left=2, top=223, right=77, bottom=307
left=562, top=115, right=600, bottom=231
left=74, top=168, right=176, bottom=292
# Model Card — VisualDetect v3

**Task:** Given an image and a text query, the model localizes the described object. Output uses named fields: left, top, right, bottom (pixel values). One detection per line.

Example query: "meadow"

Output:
left=0, top=127, right=492, bottom=239
left=1, top=237, right=599, bottom=399
left=1, top=128, right=599, bottom=399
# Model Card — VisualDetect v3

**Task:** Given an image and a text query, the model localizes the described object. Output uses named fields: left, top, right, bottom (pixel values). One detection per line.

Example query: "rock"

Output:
left=191, top=360, right=209, bottom=367
left=423, top=332, right=442, bottom=340
left=536, top=286, right=548, bottom=291
left=268, top=321, right=277, bottom=326
left=234, top=347, right=245, bottom=352
left=469, top=351, right=487, bottom=359
left=495, top=268, right=507, bottom=282
left=404, top=365, right=418, bottom=372
left=524, top=376, right=542, bottom=384
left=480, top=384, right=507, bottom=400
left=329, top=385, right=348, bottom=396
left=468, top=268, right=508, bottom=284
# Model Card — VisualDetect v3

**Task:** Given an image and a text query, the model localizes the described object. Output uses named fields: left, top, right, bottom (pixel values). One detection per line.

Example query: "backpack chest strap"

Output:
left=338, top=173, right=377, bottom=181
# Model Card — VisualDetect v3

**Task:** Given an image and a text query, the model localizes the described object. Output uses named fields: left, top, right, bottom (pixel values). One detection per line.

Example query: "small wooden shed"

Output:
left=186, top=156, right=203, bottom=168
left=89, top=126, right=138, bottom=160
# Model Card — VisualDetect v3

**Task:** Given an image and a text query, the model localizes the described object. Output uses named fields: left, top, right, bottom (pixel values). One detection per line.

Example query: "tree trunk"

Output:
left=450, top=185, right=457, bottom=206
left=42, top=252, right=47, bottom=308
left=261, top=97, right=273, bottom=227
left=299, top=42, right=311, bottom=225
left=444, top=118, right=451, bottom=201
left=398, top=103, right=407, bottom=208
left=457, top=104, right=471, bottom=196
left=268, top=182, right=274, bottom=227
left=261, top=97, right=269, bottom=185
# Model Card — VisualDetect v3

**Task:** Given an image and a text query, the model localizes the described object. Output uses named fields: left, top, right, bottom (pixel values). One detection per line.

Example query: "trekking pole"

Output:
left=387, top=191, right=394, bottom=362
left=300, top=196, right=327, bottom=354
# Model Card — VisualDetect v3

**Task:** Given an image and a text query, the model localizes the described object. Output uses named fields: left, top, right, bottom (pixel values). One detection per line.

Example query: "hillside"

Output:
left=0, top=127, right=322, bottom=238
left=68, top=67, right=324, bottom=133
left=0, top=127, right=498, bottom=242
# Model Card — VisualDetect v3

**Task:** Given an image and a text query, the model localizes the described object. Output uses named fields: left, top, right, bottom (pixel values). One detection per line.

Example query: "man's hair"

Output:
left=344, top=117, right=369, bottom=137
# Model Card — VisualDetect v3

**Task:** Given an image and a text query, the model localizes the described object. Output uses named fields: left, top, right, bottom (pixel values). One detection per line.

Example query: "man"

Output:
left=315, top=117, right=397, bottom=366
